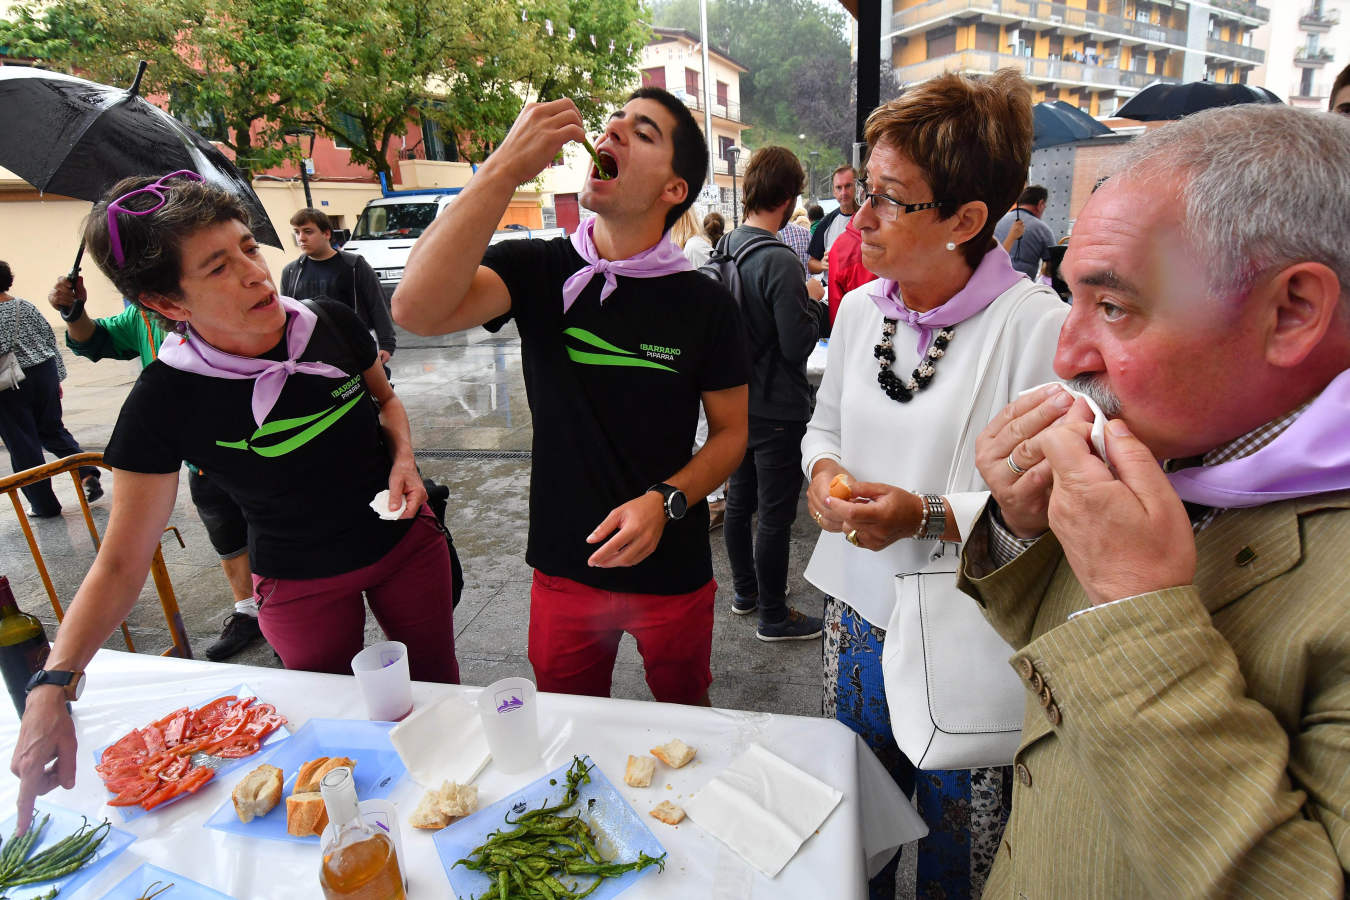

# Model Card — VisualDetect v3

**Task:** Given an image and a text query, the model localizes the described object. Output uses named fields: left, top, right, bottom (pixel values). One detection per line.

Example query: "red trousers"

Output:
left=253, top=506, right=459, bottom=684
left=527, top=571, right=714, bottom=704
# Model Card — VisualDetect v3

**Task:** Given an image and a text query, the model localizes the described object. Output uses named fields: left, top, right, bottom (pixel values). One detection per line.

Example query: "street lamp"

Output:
left=808, top=150, right=819, bottom=204
left=727, top=146, right=741, bottom=227
left=284, top=127, right=316, bottom=209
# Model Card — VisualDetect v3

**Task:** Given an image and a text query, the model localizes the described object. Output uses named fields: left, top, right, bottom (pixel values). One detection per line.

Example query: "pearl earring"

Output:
left=945, top=242, right=957, bottom=251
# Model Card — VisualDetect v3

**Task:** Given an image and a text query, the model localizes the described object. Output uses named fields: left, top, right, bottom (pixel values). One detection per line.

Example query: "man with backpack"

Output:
left=282, top=209, right=397, bottom=364
left=717, top=146, right=822, bottom=641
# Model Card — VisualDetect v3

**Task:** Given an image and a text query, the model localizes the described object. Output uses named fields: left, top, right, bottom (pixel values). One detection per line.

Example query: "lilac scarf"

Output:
left=1168, top=369, right=1350, bottom=509
left=867, top=245, right=1023, bottom=354
left=157, top=295, right=347, bottom=427
left=561, top=217, right=692, bottom=313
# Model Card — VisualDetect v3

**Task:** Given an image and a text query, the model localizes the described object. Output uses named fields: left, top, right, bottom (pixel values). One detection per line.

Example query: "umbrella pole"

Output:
left=62, top=241, right=88, bottom=322
left=127, top=60, right=148, bottom=99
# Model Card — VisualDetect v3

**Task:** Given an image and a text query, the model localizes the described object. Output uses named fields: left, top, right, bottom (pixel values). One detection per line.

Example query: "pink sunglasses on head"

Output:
left=105, top=170, right=206, bottom=267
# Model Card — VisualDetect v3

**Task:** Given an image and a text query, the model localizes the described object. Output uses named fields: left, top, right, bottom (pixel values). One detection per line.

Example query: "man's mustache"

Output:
left=1068, top=375, right=1122, bottom=418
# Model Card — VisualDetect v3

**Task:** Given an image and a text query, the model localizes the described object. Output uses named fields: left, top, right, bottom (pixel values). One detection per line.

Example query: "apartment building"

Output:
left=1255, top=1, right=1346, bottom=108
left=880, top=1, right=1268, bottom=117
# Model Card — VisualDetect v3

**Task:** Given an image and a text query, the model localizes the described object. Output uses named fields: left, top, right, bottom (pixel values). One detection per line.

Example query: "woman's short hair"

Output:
left=0, top=261, right=12, bottom=294
left=84, top=175, right=251, bottom=305
left=863, top=68, right=1033, bottom=268
left=703, top=211, right=726, bottom=244
left=1331, top=63, right=1350, bottom=111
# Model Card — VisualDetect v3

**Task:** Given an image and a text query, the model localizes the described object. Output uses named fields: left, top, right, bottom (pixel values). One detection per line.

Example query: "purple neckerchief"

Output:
left=866, top=245, right=1023, bottom=354
left=1168, top=369, right=1350, bottom=509
left=157, top=295, right=347, bottom=427
left=560, top=216, right=692, bottom=313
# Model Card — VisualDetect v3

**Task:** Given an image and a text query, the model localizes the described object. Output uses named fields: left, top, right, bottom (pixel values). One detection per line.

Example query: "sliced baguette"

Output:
left=286, top=791, right=329, bottom=837
left=650, top=739, right=696, bottom=769
left=624, top=755, right=656, bottom=788
left=233, top=763, right=283, bottom=824
left=294, top=756, right=356, bottom=794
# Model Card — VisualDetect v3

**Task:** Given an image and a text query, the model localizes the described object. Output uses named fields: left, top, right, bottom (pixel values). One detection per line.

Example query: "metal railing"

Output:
left=1295, top=46, right=1336, bottom=63
left=1211, top=0, right=1271, bottom=22
left=672, top=87, right=742, bottom=124
left=1299, top=7, right=1340, bottom=29
left=719, top=155, right=749, bottom=176
left=1, top=453, right=194, bottom=659
left=892, top=49, right=1178, bottom=92
left=1205, top=38, right=1264, bottom=64
left=891, top=0, right=1186, bottom=47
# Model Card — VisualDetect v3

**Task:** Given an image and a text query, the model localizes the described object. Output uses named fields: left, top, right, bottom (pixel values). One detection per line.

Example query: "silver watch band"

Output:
left=915, top=493, right=946, bottom=540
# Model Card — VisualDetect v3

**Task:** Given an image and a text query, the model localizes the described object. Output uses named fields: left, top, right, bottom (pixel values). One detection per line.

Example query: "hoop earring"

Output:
left=945, top=242, right=957, bottom=251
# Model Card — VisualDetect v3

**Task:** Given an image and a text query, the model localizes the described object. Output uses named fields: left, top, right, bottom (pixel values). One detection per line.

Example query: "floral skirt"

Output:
left=824, top=597, right=1011, bottom=900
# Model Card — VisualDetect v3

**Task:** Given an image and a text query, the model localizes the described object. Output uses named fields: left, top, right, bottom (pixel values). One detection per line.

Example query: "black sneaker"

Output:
left=83, top=475, right=103, bottom=503
left=205, top=612, right=263, bottom=661
left=730, top=594, right=757, bottom=616
left=28, top=505, right=62, bottom=518
left=757, top=609, right=824, bottom=642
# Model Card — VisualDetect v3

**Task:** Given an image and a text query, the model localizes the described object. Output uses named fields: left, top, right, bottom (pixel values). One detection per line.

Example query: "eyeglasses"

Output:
left=854, top=179, right=945, bottom=222
left=106, top=170, right=206, bottom=267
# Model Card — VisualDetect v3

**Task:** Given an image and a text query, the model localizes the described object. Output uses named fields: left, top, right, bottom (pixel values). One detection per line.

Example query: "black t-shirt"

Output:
left=482, top=236, right=748, bottom=594
left=283, top=254, right=355, bottom=309
left=104, top=300, right=411, bottom=579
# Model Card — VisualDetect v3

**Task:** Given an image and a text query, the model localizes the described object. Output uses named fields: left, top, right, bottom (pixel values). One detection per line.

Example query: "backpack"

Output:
left=696, top=233, right=783, bottom=311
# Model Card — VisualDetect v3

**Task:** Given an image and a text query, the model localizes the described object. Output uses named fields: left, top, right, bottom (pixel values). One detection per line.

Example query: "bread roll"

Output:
left=829, top=473, right=853, bottom=500
left=233, top=763, right=283, bottom=824
left=624, top=755, right=656, bottom=788
left=294, top=756, right=356, bottom=793
left=650, top=739, right=696, bottom=769
left=286, top=792, right=329, bottom=837
left=409, top=781, right=479, bottom=830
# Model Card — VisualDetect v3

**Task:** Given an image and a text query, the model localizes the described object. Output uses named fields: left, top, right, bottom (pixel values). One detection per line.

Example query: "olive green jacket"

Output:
left=958, top=493, right=1350, bottom=898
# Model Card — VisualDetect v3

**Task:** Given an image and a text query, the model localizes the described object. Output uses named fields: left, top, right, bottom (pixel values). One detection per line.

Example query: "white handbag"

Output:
left=877, top=282, right=1052, bottom=771
left=0, top=303, right=25, bottom=391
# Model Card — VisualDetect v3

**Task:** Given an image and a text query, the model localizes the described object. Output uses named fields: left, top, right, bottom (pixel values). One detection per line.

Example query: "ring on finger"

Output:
left=846, top=529, right=860, bottom=547
left=1006, top=452, right=1028, bottom=476
left=812, top=510, right=824, bottom=526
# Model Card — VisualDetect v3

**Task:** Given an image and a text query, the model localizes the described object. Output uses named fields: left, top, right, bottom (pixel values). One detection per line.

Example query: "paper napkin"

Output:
left=388, top=694, right=491, bottom=788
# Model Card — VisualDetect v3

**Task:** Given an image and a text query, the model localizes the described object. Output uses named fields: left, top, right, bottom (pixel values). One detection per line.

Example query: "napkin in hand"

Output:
left=369, top=489, right=408, bottom=520
left=388, top=694, right=491, bottom=788
left=685, top=742, right=843, bottom=878
left=1020, top=381, right=1108, bottom=461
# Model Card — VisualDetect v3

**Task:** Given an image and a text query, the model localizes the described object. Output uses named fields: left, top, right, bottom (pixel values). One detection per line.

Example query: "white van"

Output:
left=343, top=188, right=565, bottom=300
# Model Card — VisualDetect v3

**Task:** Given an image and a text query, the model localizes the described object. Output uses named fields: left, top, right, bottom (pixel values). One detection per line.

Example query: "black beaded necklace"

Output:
left=873, top=318, right=954, bottom=403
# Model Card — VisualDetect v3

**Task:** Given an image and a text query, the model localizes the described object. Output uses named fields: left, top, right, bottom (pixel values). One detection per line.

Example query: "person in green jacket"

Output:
left=48, top=276, right=265, bottom=661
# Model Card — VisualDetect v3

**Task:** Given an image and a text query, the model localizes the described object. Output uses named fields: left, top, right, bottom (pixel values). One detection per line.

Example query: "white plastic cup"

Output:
left=351, top=641, right=413, bottom=721
left=476, top=676, right=540, bottom=774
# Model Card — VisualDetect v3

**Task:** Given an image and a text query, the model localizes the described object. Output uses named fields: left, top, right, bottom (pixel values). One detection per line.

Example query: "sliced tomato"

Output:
left=108, top=780, right=158, bottom=806
left=210, top=737, right=261, bottom=759
left=102, top=729, right=148, bottom=762
left=192, top=696, right=238, bottom=731
left=179, top=766, right=215, bottom=793
left=142, top=725, right=166, bottom=755
left=158, top=755, right=191, bottom=782
left=162, top=711, right=190, bottom=747
left=139, top=780, right=182, bottom=810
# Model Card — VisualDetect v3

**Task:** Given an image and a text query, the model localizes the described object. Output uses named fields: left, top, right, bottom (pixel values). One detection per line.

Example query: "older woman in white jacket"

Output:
left=801, top=71, right=1076, bottom=898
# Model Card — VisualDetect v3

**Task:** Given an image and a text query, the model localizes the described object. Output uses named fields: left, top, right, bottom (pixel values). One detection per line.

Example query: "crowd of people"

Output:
left=8, top=66, right=1350, bottom=898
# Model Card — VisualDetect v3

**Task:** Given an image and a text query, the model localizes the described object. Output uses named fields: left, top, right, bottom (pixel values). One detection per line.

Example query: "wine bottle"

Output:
left=318, top=766, right=404, bottom=900
left=0, top=576, right=50, bottom=718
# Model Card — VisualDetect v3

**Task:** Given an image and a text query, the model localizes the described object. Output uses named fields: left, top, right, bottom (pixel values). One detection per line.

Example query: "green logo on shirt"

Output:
left=215, top=394, right=364, bottom=457
left=562, top=327, right=678, bottom=373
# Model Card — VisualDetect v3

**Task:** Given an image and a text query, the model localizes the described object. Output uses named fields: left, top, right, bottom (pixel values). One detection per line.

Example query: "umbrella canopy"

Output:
left=0, top=65, right=281, bottom=249
left=1032, top=100, right=1114, bottom=149
left=1116, top=80, right=1284, bottom=122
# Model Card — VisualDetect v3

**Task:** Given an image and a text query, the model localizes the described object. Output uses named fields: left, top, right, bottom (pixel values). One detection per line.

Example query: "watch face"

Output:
left=68, top=672, right=85, bottom=701
left=668, top=490, right=688, bottom=520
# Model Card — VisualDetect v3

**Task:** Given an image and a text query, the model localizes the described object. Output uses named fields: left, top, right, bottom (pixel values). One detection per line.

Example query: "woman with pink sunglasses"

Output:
left=10, top=172, right=459, bottom=818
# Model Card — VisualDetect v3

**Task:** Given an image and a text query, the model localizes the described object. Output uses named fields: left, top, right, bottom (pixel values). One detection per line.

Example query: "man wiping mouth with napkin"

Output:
left=393, top=87, right=748, bottom=707
left=955, top=104, right=1350, bottom=897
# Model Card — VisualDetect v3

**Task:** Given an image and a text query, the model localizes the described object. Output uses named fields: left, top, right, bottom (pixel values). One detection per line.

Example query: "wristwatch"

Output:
left=647, top=483, right=688, bottom=521
left=25, top=669, right=85, bottom=702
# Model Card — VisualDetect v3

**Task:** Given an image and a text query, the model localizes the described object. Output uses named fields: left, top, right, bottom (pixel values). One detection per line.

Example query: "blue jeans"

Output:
left=723, top=417, right=806, bottom=625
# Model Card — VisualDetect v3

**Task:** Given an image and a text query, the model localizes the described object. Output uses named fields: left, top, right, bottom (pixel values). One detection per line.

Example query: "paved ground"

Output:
left=3, top=322, right=827, bottom=718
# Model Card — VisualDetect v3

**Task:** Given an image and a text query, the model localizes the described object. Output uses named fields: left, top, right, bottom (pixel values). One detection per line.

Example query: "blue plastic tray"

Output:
left=94, top=683, right=290, bottom=822
left=203, top=718, right=405, bottom=844
left=434, top=756, right=666, bottom=900
left=0, top=801, right=136, bottom=899
left=102, top=862, right=237, bottom=899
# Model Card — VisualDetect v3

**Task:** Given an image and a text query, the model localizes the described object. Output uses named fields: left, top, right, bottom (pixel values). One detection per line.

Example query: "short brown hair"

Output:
left=289, top=207, right=332, bottom=233
left=831, top=164, right=856, bottom=182
left=864, top=68, right=1033, bottom=268
left=85, top=175, right=251, bottom=308
left=1332, top=63, right=1350, bottom=111
left=742, top=147, right=805, bottom=215
left=703, top=211, right=725, bottom=244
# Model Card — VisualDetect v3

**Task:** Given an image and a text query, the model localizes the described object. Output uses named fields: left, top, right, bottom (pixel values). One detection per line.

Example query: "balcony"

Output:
left=671, top=88, right=743, bottom=124
left=718, top=155, right=748, bottom=177
left=1294, top=45, right=1336, bottom=66
left=891, top=48, right=1177, bottom=92
left=891, top=0, right=1185, bottom=47
left=1210, top=0, right=1271, bottom=23
left=1205, top=38, right=1264, bottom=65
left=1299, top=7, right=1339, bottom=31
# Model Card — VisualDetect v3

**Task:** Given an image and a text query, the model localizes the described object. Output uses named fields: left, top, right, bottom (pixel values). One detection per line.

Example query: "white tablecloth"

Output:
left=0, top=650, right=925, bottom=899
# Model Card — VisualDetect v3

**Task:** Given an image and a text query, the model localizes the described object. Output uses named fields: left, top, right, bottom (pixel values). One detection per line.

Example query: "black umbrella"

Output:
left=0, top=63, right=282, bottom=277
left=1032, top=100, right=1114, bottom=150
left=1116, top=80, right=1283, bottom=122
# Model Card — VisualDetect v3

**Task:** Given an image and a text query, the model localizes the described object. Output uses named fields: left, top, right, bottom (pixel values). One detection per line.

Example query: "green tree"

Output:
left=1, top=0, right=333, bottom=176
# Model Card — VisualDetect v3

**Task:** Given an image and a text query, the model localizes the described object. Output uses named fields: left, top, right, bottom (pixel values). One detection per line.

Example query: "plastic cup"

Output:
left=476, top=676, right=540, bottom=773
left=351, top=641, right=413, bottom=721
